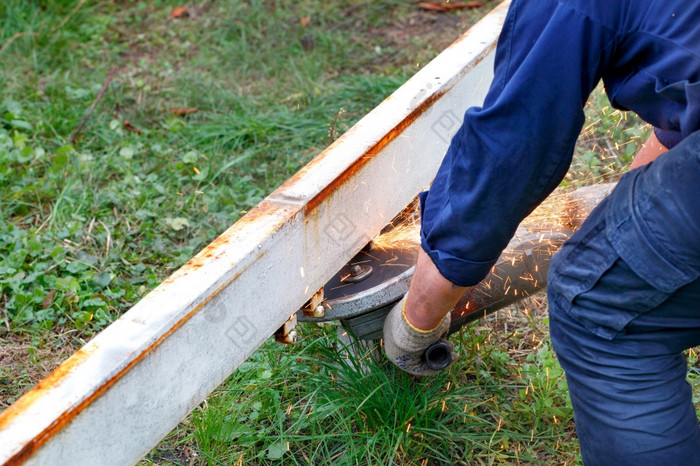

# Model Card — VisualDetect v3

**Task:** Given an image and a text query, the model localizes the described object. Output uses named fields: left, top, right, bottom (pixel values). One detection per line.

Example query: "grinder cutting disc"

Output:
left=301, top=224, right=570, bottom=340
left=323, top=244, right=418, bottom=300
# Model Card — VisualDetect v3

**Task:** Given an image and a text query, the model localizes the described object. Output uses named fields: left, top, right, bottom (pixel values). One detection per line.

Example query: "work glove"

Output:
left=382, top=295, right=456, bottom=376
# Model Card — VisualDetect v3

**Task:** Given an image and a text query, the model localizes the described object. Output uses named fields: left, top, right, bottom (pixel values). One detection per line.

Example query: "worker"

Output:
left=382, top=0, right=700, bottom=463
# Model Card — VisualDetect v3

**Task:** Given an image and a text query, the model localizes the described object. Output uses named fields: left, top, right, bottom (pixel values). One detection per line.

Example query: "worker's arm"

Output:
left=630, top=131, right=668, bottom=170
left=401, top=129, right=670, bottom=333
left=403, top=249, right=465, bottom=330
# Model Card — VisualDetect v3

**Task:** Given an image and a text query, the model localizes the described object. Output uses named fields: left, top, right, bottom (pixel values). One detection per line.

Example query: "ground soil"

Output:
left=0, top=330, right=81, bottom=409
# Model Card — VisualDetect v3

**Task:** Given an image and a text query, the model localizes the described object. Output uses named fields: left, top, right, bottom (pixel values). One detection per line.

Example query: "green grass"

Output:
left=568, top=84, right=649, bottom=186
left=0, top=0, right=427, bottom=332
left=0, top=0, right=658, bottom=464
left=181, top=310, right=576, bottom=465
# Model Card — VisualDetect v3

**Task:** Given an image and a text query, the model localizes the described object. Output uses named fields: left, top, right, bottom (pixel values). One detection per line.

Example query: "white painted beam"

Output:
left=0, top=3, right=510, bottom=464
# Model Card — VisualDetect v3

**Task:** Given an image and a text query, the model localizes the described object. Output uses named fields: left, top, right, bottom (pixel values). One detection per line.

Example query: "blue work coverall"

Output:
left=418, top=0, right=700, bottom=463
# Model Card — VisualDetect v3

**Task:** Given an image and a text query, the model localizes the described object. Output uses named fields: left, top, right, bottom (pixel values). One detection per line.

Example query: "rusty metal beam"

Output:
left=0, top=3, right=510, bottom=464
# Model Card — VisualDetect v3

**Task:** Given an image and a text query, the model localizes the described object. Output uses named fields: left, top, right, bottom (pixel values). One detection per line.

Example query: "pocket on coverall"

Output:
left=548, top=197, right=674, bottom=340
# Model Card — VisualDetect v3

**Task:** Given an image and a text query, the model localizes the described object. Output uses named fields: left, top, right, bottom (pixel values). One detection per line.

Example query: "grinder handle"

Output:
left=422, top=340, right=454, bottom=371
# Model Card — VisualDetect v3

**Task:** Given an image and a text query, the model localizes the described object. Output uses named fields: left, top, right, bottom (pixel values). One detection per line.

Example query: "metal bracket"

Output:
left=274, top=313, right=298, bottom=344
left=302, top=288, right=325, bottom=319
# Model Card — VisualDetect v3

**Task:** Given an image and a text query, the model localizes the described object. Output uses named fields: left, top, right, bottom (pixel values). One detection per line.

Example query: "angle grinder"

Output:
left=298, top=183, right=615, bottom=368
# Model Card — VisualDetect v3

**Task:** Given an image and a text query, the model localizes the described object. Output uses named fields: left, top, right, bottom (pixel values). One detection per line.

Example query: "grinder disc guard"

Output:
left=296, top=240, right=419, bottom=327
left=323, top=244, right=418, bottom=301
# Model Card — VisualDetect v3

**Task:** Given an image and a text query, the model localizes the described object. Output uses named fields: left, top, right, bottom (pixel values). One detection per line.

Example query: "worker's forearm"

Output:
left=629, top=131, right=668, bottom=170
left=403, top=249, right=466, bottom=331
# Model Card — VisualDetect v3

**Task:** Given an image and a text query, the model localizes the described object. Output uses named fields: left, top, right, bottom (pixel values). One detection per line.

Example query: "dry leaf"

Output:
left=43, top=290, right=56, bottom=309
left=169, top=108, right=198, bottom=116
left=124, top=120, right=142, bottom=134
left=299, top=16, right=311, bottom=27
left=170, top=6, right=190, bottom=19
left=418, top=1, right=484, bottom=11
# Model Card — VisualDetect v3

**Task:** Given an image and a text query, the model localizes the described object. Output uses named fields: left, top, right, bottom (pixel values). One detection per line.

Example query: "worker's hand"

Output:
left=382, top=295, right=456, bottom=376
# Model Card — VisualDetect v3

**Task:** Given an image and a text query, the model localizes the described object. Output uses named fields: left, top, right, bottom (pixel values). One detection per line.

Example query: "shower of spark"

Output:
left=369, top=157, right=618, bottom=287
left=371, top=198, right=421, bottom=252
left=371, top=190, right=573, bottom=255
left=371, top=218, right=420, bottom=251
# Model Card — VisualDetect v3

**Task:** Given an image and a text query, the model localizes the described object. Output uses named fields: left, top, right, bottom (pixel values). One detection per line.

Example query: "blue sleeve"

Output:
left=654, top=128, right=684, bottom=149
left=420, top=0, right=616, bottom=286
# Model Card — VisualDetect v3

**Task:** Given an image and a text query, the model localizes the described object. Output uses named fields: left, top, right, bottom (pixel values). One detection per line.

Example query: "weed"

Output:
left=567, top=84, right=649, bottom=187
left=188, top=326, right=555, bottom=465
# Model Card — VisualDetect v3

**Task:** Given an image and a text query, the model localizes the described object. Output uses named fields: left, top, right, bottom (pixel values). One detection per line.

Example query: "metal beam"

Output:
left=0, top=3, right=510, bottom=464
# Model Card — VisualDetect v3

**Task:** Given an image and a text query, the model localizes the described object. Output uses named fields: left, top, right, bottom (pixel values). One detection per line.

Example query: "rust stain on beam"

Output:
left=160, top=199, right=291, bottom=281
left=0, top=347, right=96, bottom=433
left=305, top=89, right=447, bottom=213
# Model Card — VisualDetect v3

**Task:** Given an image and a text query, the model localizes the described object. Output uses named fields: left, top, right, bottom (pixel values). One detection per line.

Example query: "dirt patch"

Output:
left=378, top=9, right=486, bottom=50
left=142, top=426, right=201, bottom=466
left=0, top=331, right=81, bottom=410
left=358, top=2, right=499, bottom=70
